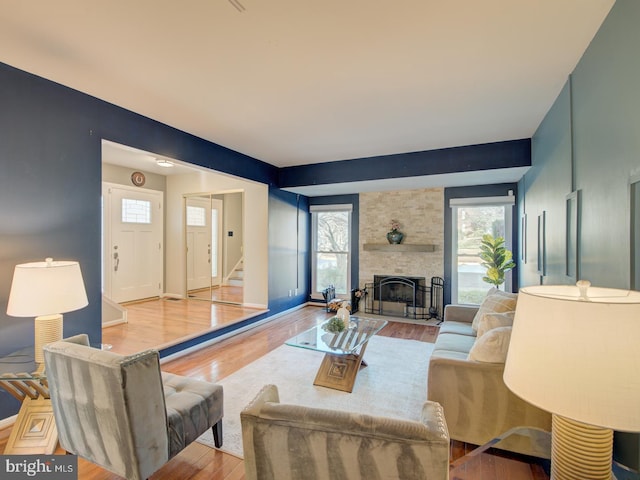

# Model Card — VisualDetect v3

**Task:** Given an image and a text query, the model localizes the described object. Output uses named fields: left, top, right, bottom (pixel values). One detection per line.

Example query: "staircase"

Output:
left=102, top=294, right=128, bottom=327
left=226, top=259, right=244, bottom=287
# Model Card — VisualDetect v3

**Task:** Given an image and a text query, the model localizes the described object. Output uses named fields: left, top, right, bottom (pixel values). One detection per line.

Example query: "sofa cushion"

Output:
left=439, top=320, right=476, bottom=337
left=476, top=311, right=515, bottom=338
left=471, top=289, right=518, bottom=332
left=429, top=349, right=469, bottom=361
left=433, top=332, right=476, bottom=355
left=468, top=326, right=512, bottom=363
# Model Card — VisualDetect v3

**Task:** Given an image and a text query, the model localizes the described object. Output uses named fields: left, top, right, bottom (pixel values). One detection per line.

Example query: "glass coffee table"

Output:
left=286, top=316, right=387, bottom=393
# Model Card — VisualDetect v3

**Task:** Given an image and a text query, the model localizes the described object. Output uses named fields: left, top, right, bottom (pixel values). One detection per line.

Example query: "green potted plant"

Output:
left=479, top=234, right=516, bottom=287
left=323, top=316, right=346, bottom=333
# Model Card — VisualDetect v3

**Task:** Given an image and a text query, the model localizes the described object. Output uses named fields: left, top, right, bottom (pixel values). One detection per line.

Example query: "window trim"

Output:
left=311, top=204, right=353, bottom=300
left=450, top=196, right=514, bottom=304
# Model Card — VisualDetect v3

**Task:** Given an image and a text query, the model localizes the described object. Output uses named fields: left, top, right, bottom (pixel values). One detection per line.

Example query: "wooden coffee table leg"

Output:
left=313, top=341, right=370, bottom=393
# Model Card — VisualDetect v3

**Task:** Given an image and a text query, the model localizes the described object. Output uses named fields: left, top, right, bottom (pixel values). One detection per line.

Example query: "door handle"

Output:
left=113, top=251, right=119, bottom=272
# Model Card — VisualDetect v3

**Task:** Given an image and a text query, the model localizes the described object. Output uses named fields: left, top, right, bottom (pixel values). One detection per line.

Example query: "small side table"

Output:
left=0, top=372, right=57, bottom=454
left=449, top=426, right=551, bottom=480
left=0, top=347, right=58, bottom=455
left=0, top=343, right=111, bottom=455
left=449, top=426, right=640, bottom=480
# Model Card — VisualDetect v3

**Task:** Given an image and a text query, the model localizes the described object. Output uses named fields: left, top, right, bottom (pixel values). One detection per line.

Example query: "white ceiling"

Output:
left=1, top=1, right=614, bottom=191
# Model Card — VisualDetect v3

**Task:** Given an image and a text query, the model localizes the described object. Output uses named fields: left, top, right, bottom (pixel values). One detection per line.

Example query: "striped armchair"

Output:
left=43, top=335, right=223, bottom=480
left=241, top=384, right=450, bottom=480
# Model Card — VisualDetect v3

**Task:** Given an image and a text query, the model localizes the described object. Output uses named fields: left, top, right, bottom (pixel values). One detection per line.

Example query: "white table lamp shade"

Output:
left=504, top=283, right=640, bottom=479
left=7, top=258, right=88, bottom=367
left=504, top=284, right=640, bottom=432
left=7, top=259, right=88, bottom=317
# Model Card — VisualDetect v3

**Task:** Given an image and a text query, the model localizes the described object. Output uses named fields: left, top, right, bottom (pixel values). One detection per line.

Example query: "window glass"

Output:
left=313, top=209, right=351, bottom=295
left=186, top=205, right=206, bottom=227
left=122, top=198, right=151, bottom=224
left=452, top=203, right=512, bottom=304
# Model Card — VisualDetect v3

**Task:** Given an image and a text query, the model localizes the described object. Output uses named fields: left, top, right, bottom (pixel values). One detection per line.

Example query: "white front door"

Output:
left=185, top=196, right=224, bottom=292
left=186, top=196, right=212, bottom=291
left=103, top=183, right=163, bottom=303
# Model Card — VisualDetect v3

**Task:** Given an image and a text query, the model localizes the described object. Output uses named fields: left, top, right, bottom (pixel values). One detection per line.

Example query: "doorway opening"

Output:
left=101, top=139, right=268, bottom=351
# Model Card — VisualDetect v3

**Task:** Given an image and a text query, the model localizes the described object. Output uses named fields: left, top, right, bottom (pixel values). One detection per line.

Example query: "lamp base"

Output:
left=552, top=414, right=613, bottom=480
left=34, top=313, right=63, bottom=370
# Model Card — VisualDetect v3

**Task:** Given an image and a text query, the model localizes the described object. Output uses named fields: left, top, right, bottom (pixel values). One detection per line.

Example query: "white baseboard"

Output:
left=102, top=318, right=128, bottom=328
left=242, top=302, right=267, bottom=309
left=162, top=293, right=184, bottom=300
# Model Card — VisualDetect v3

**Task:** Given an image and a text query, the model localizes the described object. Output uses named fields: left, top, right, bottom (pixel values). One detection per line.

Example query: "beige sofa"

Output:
left=427, top=303, right=551, bottom=455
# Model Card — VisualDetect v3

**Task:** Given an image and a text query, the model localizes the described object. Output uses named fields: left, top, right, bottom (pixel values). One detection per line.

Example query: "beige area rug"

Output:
left=197, top=335, right=435, bottom=458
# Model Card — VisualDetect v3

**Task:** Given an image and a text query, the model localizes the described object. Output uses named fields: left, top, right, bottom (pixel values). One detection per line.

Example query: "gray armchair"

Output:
left=241, top=384, right=450, bottom=480
left=43, top=334, right=223, bottom=480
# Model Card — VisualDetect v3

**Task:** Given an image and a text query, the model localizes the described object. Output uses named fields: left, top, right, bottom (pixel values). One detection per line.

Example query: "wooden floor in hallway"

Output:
left=103, top=296, right=266, bottom=355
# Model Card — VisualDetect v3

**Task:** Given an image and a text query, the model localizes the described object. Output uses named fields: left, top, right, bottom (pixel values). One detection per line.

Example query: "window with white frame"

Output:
left=311, top=204, right=352, bottom=297
left=186, top=205, right=206, bottom=227
left=450, top=195, right=514, bottom=304
left=121, top=198, right=151, bottom=224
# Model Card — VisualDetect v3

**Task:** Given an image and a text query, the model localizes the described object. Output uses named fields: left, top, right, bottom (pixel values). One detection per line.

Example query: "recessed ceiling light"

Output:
left=156, top=159, right=174, bottom=168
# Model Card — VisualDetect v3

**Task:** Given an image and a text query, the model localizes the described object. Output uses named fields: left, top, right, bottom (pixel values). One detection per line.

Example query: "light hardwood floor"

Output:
left=1, top=302, right=548, bottom=480
left=104, top=297, right=266, bottom=355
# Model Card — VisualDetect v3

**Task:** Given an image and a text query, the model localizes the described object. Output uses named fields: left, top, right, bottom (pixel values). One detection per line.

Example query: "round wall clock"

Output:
left=131, top=171, right=146, bottom=187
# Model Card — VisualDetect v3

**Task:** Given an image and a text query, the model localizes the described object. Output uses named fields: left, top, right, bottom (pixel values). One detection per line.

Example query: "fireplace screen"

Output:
left=364, top=276, right=443, bottom=320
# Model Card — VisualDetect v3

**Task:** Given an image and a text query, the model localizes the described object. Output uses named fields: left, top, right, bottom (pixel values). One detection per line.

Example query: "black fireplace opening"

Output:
left=364, top=275, right=444, bottom=321
left=373, top=275, right=427, bottom=307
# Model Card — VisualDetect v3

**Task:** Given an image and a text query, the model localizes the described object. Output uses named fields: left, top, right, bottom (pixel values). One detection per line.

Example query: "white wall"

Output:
left=219, top=192, right=243, bottom=276
left=165, top=170, right=268, bottom=308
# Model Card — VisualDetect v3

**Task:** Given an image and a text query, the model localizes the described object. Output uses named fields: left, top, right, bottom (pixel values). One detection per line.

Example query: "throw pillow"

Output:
left=471, top=288, right=518, bottom=332
left=476, top=311, right=515, bottom=338
left=468, top=326, right=512, bottom=363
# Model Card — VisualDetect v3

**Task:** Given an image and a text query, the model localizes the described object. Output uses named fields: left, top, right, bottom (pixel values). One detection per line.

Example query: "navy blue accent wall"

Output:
left=0, top=61, right=281, bottom=419
left=519, top=0, right=640, bottom=468
left=519, top=81, right=573, bottom=287
left=0, top=64, right=102, bottom=417
left=268, top=187, right=311, bottom=312
left=308, top=194, right=360, bottom=295
left=444, top=183, right=519, bottom=305
left=279, top=139, right=530, bottom=189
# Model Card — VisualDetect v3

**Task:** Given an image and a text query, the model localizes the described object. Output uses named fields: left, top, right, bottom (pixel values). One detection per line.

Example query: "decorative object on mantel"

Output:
left=386, top=219, right=404, bottom=244
left=479, top=234, right=515, bottom=287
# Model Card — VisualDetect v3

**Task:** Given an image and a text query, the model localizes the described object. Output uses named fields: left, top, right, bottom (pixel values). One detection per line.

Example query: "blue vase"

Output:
left=387, top=231, right=404, bottom=244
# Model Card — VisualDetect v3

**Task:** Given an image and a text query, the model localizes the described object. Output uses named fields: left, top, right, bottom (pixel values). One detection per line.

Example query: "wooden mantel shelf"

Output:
left=363, top=243, right=436, bottom=252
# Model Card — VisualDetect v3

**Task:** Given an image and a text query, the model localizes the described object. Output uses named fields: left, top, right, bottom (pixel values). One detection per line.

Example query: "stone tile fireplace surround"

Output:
left=358, top=188, right=445, bottom=296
